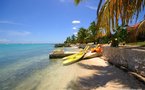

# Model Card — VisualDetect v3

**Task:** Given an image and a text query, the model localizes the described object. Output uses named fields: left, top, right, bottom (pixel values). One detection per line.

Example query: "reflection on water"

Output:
left=0, top=44, right=54, bottom=90
left=0, top=55, right=51, bottom=90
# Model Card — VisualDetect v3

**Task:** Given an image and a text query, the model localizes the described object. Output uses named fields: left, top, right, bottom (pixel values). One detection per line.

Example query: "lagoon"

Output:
left=0, top=44, right=54, bottom=90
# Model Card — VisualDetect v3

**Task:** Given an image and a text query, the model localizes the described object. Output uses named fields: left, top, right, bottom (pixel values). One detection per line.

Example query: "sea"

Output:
left=0, top=44, right=56, bottom=90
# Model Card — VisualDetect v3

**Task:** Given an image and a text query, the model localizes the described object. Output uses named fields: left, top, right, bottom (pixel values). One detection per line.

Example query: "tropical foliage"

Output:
left=74, top=0, right=145, bottom=46
left=64, top=21, right=98, bottom=44
left=64, top=36, right=72, bottom=44
left=74, top=0, right=145, bottom=35
left=96, top=0, right=145, bottom=36
left=77, top=27, right=88, bottom=43
left=88, top=21, right=97, bottom=44
left=64, top=28, right=89, bottom=44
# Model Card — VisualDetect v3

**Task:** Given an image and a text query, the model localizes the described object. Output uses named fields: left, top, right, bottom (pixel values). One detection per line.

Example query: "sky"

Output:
left=0, top=0, right=99, bottom=43
left=0, top=0, right=144, bottom=43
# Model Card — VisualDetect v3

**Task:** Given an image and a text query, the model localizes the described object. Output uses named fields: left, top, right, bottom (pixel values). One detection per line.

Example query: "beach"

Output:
left=14, top=57, right=145, bottom=90
left=0, top=44, right=144, bottom=90
left=1, top=0, right=145, bottom=90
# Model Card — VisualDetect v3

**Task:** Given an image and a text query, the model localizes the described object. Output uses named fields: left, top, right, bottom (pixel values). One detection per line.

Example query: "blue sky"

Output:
left=0, top=0, right=144, bottom=43
left=0, top=0, right=98, bottom=43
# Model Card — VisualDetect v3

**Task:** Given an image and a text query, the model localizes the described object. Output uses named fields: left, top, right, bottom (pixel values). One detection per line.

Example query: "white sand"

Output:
left=15, top=57, right=145, bottom=90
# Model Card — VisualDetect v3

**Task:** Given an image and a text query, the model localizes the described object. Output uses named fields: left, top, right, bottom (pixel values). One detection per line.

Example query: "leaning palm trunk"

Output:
left=74, top=0, right=145, bottom=46
left=136, top=20, right=145, bottom=36
left=97, top=0, right=145, bottom=34
left=96, top=0, right=145, bottom=46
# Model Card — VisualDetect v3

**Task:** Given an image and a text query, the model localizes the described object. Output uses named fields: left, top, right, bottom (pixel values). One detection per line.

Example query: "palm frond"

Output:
left=96, top=0, right=145, bottom=37
left=74, top=0, right=81, bottom=5
left=97, top=0, right=103, bottom=16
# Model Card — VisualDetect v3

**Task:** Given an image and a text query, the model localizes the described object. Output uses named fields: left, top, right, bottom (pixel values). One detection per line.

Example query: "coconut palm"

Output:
left=64, top=36, right=71, bottom=44
left=88, top=21, right=98, bottom=44
left=71, top=34, right=76, bottom=44
left=96, top=0, right=145, bottom=35
left=74, top=0, right=145, bottom=35
left=137, top=20, right=145, bottom=36
left=77, top=27, right=88, bottom=43
left=74, top=0, right=145, bottom=46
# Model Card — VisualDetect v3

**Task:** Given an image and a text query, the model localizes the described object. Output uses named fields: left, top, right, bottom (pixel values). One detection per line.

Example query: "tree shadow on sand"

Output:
left=66, top=63, right=145, bottom=90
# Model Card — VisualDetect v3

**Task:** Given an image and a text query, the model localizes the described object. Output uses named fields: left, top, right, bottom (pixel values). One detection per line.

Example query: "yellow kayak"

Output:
left=62, top=45, right=89, bottom=60
left=62, top=46, right=89, bottom=65
left=62, top=51, right=82, bottom=60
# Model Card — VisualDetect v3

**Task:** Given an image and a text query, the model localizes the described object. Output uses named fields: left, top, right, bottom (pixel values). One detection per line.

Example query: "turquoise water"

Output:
left=0, top=44, right=54, bottom=90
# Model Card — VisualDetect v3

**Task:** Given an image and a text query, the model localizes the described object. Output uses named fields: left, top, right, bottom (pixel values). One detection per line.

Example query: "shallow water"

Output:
left=14, top=59, right=64, bottom=90
left=0, top=44, right=55, bottom=90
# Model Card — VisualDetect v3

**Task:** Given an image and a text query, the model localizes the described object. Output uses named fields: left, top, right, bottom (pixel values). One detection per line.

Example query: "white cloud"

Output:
left=86, top=5, right=97, bottom=10
left=72, top=20, right=80, bottom=24
left=72, top=27, right=77, bottom=30
left=0, top=20, right=25, bottom=25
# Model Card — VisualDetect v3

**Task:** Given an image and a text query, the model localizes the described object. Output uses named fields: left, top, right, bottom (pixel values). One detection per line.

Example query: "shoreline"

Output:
left=49, top=46, right=81, bottom=59
left=10, top=45, right=145, bottom=90
left=14, top=57, right=145, bottom=90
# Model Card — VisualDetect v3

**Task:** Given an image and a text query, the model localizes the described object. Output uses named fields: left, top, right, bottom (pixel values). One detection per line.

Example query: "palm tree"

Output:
left=64, top=36, right=71, bottom=44
left=77, top=27, right=88, bottom=43
left=71, top=34, right=76, bottom=44
left=74, top=0, right=145, bottom=46
left=74, top=0, right=145, bottom=36
left=88, top=21, right=97, bottom=44
left=97, top=0, right=145, bottom=34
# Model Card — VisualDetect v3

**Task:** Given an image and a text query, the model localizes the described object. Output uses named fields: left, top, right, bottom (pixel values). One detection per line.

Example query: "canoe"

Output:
left=62, top=46, right=89, bottom=65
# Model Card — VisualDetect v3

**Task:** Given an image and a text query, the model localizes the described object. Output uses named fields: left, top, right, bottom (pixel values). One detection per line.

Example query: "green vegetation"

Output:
left=72, top=0, right=145, bottom=47
left=88, top=21, right=97, bottom=44
left=64, top=21, right=99, bottom=44
left=74, top=0, right=145, bottom=34
left=77, top=27, right=88, bottom=43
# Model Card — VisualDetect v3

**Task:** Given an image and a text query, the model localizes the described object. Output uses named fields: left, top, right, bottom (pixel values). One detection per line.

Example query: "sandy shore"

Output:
left=15, top=57, right=145, bottom=90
